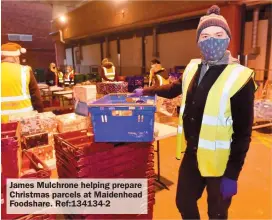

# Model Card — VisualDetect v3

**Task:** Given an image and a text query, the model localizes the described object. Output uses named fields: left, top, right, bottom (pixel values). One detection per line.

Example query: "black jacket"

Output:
left=143, top=64, right=255, bottom=180
left=46, top=69, right=57, bottom=86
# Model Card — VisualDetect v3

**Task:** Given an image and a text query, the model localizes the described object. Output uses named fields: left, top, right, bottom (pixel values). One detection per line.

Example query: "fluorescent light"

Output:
left=59, top=15, right=67, bottom=23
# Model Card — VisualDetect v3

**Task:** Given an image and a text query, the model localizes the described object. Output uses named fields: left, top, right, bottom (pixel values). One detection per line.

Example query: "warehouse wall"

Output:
left=244, top=20, right=269, bottom=81
left=76, top=29, right=199, bottom=76
left=103, top=41, right=119, bottom=71
left=64, top=20, right=272, bottom=79
left=157, top=29, right=199, bottom=69
left=52, top=1, right=227, bottom=40
left=1, top=1, right=55, bottom=69
left=120, top=37, right=142, bottom=76
left=65, top=48, right=73, bottom=66
left=145, top=35, right=153, bottom=71
left=81, top=44, right=101, bottom=66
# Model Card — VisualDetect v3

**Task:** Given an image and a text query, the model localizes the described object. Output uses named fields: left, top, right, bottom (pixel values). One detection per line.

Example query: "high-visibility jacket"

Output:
left=102, top=66, right=115, bottom=81
left=176, top=59, right=257, bottom=177
left=1, top=62, right=33, bottom=122
left=149, top=68, right=169, bottom=87
left=155, top=73, right=169, bottom=86
left=58, top=72, right=64, bottom=83
left=64, top=71, right=74, bottom=86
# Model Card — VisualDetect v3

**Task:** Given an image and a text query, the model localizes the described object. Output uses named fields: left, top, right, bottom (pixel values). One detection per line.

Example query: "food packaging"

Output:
left=56, top=113, right=91, bottom=133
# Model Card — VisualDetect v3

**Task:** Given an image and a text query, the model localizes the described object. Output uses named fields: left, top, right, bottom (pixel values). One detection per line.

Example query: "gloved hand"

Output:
left=129, top=88, right=143, bottom=97
left=220, top=177, right=237, bottom=200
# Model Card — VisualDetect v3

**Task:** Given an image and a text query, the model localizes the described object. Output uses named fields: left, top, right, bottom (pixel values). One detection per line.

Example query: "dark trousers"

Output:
left=176, top=153, right=232, bottom=219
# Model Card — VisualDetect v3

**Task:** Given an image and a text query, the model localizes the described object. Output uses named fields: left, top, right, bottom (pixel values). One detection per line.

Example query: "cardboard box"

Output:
left=56, top=113, right=91, bottom=133
left=73, top=85, right=97, bottom=102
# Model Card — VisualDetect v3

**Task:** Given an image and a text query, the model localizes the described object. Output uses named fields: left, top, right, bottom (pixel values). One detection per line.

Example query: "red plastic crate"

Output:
left=57, top=129, right=91, bottom=140
left=21, top=150, right=51, bottom=178
left=55, top=131, right=154, bottom=158
left=1, top=137, right=20, bottom=178
left=54, top=136, right=114, bottom=157
left=17, top=214, right=56, bottom=220
left=22, top=132, right=49, bottom=149
left=57, top=158, right=155, bottom=179
left=56, top=145, right=154, bottom=170
left=1, top=150, right=51, bottom=220
left=1, top=121, right=20, bottom=138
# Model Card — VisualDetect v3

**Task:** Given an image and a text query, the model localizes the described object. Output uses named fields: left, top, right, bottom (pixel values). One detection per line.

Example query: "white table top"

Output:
left=48, top=86, right=64, bottom=92
left=63, top=94, right=73, bottom=99
left=154, top=122, right=177, bottom=141
left=53, top=90, right=73, bottom=95
left=38, top=83, right=48, bottom=89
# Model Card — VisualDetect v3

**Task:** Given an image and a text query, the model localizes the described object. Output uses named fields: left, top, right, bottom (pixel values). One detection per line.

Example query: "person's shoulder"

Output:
left=228, top=63, right=254, bottom=75
left=188, top=59, right=201, bottom=65
left=24, top=65, right=33, bottom=72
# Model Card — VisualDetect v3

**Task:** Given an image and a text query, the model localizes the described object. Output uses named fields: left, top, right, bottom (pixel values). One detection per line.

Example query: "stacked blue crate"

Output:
left=88, top=94, right=156, bottom=142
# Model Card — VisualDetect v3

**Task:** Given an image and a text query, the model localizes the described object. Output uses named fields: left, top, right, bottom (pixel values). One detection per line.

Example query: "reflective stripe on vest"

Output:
left=59, top=73, right=64, bottom=83
left=1, top=106, right=34, bottom=115
left=103, top=66, right=115, bottom=80
left=156, top=75, right=169, bottom=86
left=176, top=60, right=256, bottom=176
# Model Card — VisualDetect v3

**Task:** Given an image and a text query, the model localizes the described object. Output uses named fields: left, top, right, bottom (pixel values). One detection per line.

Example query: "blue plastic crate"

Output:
left=88, top=94, right=156, bottom=142
left=75, top=101, right=89, bottom=116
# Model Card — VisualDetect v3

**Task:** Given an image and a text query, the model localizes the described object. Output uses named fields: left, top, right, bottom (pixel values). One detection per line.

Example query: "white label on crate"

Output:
left=6, top=179, right=148, bottom=215
left=129, top=107, right=135, bottom=110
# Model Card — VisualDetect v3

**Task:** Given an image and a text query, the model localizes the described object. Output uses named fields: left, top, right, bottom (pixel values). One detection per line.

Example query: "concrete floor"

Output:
left=152, top=126, right=272, bottom=220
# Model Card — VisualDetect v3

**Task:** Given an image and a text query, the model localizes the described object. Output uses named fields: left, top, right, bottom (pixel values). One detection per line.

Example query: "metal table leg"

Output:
left=155, top=140, right=169, bottom=190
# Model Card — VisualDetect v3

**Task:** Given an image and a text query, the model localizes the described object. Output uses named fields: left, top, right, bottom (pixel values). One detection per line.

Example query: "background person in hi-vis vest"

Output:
left=1, top=42, right=43, bottom=123
left=64, top=65, right=75, bottom=86
left=57, top=67, right=64, bottom=87
left=149, top=59, right=169, bottom=87
left=100, top=58, right=119, bottom=81
left=131, top=5, right=257, bottom=219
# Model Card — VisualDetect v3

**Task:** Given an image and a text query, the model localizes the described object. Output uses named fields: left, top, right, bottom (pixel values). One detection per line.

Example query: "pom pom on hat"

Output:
left=196, top=5, right=231, bottom=41
left=207, top=5, right=220, bottom=15
left=20, top=48, right=27, bottom=54
left=1, top=42, right=26, bottom=57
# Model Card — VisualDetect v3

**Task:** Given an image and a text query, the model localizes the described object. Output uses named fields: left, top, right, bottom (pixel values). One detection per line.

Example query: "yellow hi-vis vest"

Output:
left=103, top=66, right=115, bottom=81
left=58, top=72, right=64, bottom=83
left=176, top=59, right=257, bottom=177
left=64, top=71, right=74, bottom=86
left=156, top=74, right=169, bottom=86
left=1, top=62, right=33, bottom=123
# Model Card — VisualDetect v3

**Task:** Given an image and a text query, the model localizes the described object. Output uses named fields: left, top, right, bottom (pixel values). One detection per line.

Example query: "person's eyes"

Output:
left=201, top=35, right=209, bottom=40
left=216, top=33, right=223, bottom=38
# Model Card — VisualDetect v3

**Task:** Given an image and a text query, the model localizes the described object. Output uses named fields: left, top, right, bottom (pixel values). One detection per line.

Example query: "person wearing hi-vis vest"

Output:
left=57, top=67, right=64, bottom=87
left=131, top=5, right=257, bottom=219
left=1, top=43, right=43, bottom=123
left=149, top=59, right=169, bottom=87
left=100, top=58, right=119, bottom=81
left=64, top=66, right=75, bottom=86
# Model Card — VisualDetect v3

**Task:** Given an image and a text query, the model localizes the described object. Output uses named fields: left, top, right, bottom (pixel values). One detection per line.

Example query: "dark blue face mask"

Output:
left=198, top=37, right=230, bottom=61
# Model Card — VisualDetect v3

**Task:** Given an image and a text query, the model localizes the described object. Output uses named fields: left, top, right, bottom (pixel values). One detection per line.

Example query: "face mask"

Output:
left=198, top=37, right=229, bottom=61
